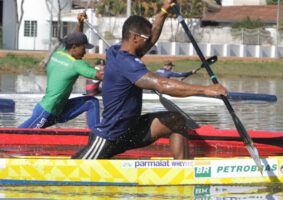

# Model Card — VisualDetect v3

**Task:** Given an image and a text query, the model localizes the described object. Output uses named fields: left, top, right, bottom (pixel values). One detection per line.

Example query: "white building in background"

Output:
left=2, top=0, right=73, bottom=50
left=1, top=0, right=200, bottom=52
left=222, top=0, right=266, bottom=6
left=3, top=0, right=282, bottom=58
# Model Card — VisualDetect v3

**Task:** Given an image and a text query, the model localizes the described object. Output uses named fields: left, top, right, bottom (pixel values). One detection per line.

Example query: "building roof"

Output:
left=202, top=5, right=283, bottom=23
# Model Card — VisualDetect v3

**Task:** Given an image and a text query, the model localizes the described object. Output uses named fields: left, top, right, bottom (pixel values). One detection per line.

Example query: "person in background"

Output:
left=18, top=12, right=104, bottom=129
left=85, top=59, right=105, bottom=96
left=155, top=60, right=196, bottom=79
left=72, top=0, right=227, bottom=160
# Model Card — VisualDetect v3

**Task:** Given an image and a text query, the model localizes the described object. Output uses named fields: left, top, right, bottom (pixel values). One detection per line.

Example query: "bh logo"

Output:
left=194, top=166, right=211, bottom=178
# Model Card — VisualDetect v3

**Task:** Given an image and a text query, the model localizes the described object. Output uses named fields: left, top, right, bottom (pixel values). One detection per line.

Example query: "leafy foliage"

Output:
left=132, top=0, right=161, bottom=17
left=231, top=17, right=265, bottom=29
left=266, top=0, right=283, bottom=4
left=95, top=0, right=126, bottom=16
left=280, top=19, right=283, bottom=30
left=178, top=0, right=206, bottom=18
left=93, top=0, right=207, bottom=18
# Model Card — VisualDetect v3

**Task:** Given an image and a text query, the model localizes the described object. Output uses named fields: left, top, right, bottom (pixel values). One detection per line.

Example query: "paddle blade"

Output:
left=231, top=112, right=263, bottom=174
left=158, top=94, right=200, bottom=130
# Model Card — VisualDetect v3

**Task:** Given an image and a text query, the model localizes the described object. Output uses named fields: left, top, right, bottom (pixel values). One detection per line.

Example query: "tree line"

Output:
left=93, top=0, right=209, bottom=18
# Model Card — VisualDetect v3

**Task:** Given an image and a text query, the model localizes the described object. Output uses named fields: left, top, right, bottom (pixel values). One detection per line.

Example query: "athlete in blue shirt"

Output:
left=156, top=60, right=196, bottom=78
left=72, top=0, right=227, bottom=160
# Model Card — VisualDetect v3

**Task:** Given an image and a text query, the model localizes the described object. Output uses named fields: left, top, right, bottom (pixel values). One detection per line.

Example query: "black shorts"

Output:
left=72, top=113, right=158, bottom=159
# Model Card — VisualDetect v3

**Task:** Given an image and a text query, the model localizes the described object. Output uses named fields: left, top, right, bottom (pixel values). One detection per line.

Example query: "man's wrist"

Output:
left=161, top=8, right=169, bottom=15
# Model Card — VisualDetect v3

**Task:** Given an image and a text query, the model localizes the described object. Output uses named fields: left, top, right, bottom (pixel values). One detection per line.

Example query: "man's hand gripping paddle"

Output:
left=181, top=56, right=218, bottom=81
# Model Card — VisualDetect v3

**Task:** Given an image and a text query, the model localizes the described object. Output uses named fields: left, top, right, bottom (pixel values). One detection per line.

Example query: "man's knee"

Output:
left=150, top=111, right=187, bottom=135
left=85, top=97, right=99, bottom=106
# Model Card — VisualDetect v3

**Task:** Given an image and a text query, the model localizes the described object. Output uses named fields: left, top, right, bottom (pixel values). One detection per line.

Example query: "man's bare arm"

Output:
left=143, top=0, right=176, bottom=54
left=75, top=12, right=86, bottom=32
left=135, top=72, right=228, bottom=97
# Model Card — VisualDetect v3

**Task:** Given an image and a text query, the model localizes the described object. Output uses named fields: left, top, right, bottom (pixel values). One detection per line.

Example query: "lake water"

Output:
left=0, top=73, right=282, bottom=198
left=0, top=73, right=282, bottom=132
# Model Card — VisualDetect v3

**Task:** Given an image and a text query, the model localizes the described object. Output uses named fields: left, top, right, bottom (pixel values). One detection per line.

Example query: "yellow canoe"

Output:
left=0, top=156, right=282, bottom=186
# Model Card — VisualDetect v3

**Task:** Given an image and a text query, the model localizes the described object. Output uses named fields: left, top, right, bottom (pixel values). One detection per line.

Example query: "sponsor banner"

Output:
left=280, top=164, right=283, bottom=175
left=122, top=160, right=193, bottom=168
left=193, top=185, right=270, bottom=198
left=194, top=159, right=278, bottom=178
left=0, top=160, right=6, bottom=168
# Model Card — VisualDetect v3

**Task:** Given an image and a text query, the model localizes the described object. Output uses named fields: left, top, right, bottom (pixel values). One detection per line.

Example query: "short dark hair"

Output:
left=122, top=15, right=152, bottom=41
left=65, top=43, right=74, bottom=50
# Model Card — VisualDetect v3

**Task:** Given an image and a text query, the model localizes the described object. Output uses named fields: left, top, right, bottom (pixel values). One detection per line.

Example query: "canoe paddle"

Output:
left=181, top=55, right=218, bottom=81
left=85, top=20, right=200, bottom=130
left=172, top=4, right=263, bottom=173
left=85, top=20, right=111, bottom=47
left=154, top=91, right=200, bottom=129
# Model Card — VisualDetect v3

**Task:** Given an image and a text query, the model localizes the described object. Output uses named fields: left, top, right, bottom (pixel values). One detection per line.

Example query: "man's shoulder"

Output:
left=156, top=68, right=165, bottom=73
left=74, top=59, right=87, bottom=65
left=52, top=48, right=76, bottom=62
left=108, top=51, right=144, bottom=68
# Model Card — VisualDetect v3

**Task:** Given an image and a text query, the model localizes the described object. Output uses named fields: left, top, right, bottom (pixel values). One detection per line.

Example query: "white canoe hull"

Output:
left=0, top=93, right=223, bottom=105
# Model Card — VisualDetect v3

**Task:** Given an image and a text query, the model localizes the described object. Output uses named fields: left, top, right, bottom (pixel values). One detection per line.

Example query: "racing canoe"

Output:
left=0, top=125, right=282, bottom=158
left=0, top=126, right=282, bottom=186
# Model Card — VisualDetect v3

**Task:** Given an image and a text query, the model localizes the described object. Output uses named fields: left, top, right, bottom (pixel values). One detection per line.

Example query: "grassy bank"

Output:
left=0, top=53, right=282, bottom=78
left=147, top=58, right=283, bottom=78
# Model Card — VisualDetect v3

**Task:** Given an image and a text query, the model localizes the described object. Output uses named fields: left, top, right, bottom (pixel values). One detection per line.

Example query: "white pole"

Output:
left=127, top=0, right=131, bottom=17
left=276, top=0, right=280, bottom=58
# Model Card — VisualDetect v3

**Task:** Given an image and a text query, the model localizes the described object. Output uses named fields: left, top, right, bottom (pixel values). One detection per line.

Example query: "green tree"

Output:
left=179, top=0, right=206, bottom=18
left=94, top=0, right=208, bottom=18
left=112, top=0, right=126, bottom=16
left=232, top=17, right=265, bottom=29
left=278, top=19, right=283, bottom=30
left=266, top=0, right=283, bottom=4
left=132, top=0, right=160, bottom=17
left=95, top=0, right=126, bottom=16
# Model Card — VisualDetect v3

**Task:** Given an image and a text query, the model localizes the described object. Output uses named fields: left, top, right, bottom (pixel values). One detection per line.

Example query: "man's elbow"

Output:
left=154, top=81, right=169, bottom=94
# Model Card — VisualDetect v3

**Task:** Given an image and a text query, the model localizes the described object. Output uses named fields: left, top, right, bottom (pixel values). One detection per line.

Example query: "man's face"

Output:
left=164, top=65, right=173, bottom=71
left=133, top=29, right=152, bottom=57
left=71, top=45, right=86, bottom=59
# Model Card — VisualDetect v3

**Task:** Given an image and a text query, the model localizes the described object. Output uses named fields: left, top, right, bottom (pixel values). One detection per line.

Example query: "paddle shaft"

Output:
left=85, top=20, right=111, bottom=47
left=172, top=4, right=262, bottom=172
left=172, top=5, right=241, bottom=123
left=154, top=91, right=200, bottom=129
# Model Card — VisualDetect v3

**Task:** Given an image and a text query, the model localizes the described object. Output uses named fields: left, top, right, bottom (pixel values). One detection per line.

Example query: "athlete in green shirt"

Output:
left=18, top=12, right=104, bottom=129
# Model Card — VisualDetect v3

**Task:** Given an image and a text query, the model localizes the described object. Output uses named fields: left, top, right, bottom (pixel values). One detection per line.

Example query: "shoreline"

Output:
left=0, top=50, right=282, bottom=78
left=0, top=50, right=281, bottom=62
